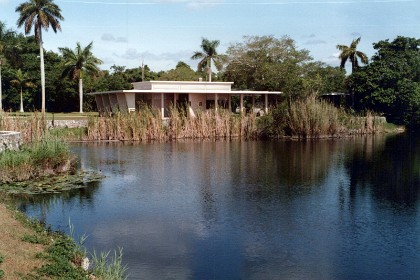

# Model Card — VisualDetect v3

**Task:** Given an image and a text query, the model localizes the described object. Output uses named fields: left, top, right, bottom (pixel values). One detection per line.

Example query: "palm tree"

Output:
left=0, top=22, right=13, bottom=54
left=191, top=38, right=225, bottom=82
left=59, top=42, right=102, bottom=113
left=11, top=69, right=35, bottom=112
left=336, top=37, right=368, bottom=72
left=16, top=0, right=64, bottom=113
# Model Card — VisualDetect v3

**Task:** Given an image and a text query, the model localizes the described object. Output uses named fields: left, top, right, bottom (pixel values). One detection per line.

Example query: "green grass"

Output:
left=47, top=127, right=87, bottom=141
left=0, top=139, right=74, bottom=183
left=91, top=248, right=127, bottom=280
left=6, top=112, right=98, bottom=121
left=22, top=234, right=50, bottom=245
left=35, top=235, right=88, bottom=279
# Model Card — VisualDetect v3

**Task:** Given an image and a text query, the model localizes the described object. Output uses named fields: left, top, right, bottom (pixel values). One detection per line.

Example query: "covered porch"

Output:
left=90, top=81, right=282, bottom=118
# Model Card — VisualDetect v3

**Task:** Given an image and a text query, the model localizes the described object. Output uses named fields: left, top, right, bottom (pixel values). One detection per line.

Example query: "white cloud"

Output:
left=151, top=0, right=225, bottom=9
left=110, top=48, right=196, bottom=71
left=114, top=48, right=192, bottom=62
left=304, top=39, right=327, bottom=45
left=101, top=33, right=128, bottom=43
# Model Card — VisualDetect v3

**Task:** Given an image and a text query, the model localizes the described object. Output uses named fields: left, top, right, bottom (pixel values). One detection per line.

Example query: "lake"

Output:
left=17, top=133, right=420, bottom=279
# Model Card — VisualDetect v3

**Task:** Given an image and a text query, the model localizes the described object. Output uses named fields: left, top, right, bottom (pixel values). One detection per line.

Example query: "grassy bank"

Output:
left=0, top=198, right=127, bottom=279
left=0, top=139, right=75, bottom=183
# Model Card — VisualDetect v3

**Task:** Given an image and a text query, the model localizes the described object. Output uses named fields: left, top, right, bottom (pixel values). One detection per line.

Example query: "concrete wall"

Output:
left=0, top=131, right=21, bottom=153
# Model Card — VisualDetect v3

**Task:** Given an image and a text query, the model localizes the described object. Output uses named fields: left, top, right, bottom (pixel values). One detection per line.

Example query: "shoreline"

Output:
left=0, top=200, right=47, bottom=279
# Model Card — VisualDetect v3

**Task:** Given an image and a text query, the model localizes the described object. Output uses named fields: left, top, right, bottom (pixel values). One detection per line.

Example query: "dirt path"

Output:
left=0, top=203, right=46, bottom=279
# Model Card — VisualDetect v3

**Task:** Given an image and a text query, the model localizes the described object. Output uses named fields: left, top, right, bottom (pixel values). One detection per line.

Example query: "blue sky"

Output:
left=1, top=0, right=420, bottom=72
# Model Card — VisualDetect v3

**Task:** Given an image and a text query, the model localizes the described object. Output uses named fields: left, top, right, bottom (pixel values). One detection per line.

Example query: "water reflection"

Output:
left=345, top=133, right=420, bottom=206
left=16, top=134, right=420, bottom=280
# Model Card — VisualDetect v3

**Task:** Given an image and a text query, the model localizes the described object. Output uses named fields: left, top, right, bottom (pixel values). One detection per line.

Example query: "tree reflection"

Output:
left=16, top=180, right=101, bottom=224
left=229, top=140, right=343, bottom=201
left=345, top=133, right=420, bottom=206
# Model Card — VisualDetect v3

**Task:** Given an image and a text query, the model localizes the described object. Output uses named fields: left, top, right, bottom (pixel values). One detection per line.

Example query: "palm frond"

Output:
left=191, top=51, right=204, bottom=60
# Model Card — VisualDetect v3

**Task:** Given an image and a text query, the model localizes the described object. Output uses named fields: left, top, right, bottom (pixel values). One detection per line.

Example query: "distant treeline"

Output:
left=1, top=20, right=419, bottom=128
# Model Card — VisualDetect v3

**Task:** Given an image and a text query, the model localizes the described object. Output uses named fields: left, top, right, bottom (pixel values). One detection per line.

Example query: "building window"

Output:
left=199, top=102, right=202, bottom=107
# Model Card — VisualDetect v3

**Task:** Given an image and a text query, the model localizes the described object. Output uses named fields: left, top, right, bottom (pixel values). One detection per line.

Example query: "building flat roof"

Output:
left=89, top=89, right=282, bottom=95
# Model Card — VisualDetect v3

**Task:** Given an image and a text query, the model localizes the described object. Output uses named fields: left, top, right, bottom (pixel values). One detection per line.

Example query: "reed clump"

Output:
left=0, top=139, right=75, bottom=183
left=168, top=107, right=257, bottom=140
left=277, top=96, right=386, bottom=138
left=91, top=248, right=128, bottom=280
left=86, top=106, right=167, bottom=141
left=86, top=106, right=259, bottom=141
left=285, top=95, right=347, bottom=138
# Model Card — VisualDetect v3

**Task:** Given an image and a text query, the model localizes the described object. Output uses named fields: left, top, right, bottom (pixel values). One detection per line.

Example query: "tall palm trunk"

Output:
left=79, top=78, right=83, bottom=113
left=39, top=31, right=46, bottom=113
left=20, top=88, right=24, bottom=112
left=0, top=60, right=2, bottom=111
left=207, top=58, right=212, bottom=82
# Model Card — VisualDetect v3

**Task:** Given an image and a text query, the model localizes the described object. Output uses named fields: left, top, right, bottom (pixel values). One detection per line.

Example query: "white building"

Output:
left=90, top=80, right=282, bottom=118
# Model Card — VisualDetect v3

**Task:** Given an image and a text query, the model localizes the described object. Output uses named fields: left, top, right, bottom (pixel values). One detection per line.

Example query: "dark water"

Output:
left=17, top=134, right=420, bottom=280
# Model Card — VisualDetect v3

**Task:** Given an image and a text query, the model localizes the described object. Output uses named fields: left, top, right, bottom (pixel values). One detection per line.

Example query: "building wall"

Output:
left=189, top=94, right=207, bottom=112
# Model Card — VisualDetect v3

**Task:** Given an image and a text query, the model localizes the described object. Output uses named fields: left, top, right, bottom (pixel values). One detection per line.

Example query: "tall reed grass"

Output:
left=91, top=248, right=127, bottom=280
left=285, top=96, right=346, bottom=138
left=0, top=98, right=388, bottom=143
left=0, top=139, right=74, bottom=182
left=86, top=106, right=259, bottom=141
left=0, top=111, right=46, bottom=142
left=281, top=96, right=385, bottom=138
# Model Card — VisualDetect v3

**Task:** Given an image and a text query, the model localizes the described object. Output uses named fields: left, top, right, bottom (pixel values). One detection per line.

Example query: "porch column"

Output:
left=174, top=93, right=176, bottom=108
left=240, top=94, right=244, bottom=113
left=252, top=95, right=255, bottom=108
left=215, top=93, right=218, bottom=112
left=228, top=95, right=232, bottom=112
left=124, top=92, right=136, bottom=113
left=161, top=92, right=164, bottom=118
left=265, top=94, right=268, bottom=113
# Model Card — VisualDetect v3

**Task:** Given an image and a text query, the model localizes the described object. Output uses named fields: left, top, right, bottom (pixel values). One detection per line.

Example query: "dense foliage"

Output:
left=347, top=36, right=420, bottom=128
left=223, top=35, right=346, bottom=97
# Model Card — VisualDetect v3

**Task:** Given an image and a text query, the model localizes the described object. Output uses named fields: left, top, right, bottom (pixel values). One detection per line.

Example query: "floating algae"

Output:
left=0, top=171, right=104, bottom=195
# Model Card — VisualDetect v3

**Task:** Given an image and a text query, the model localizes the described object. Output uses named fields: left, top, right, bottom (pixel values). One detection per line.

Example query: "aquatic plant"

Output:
left=91, top=248, right=128, bottom=280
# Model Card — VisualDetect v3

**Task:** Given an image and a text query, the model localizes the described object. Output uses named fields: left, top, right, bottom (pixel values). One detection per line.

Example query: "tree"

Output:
left=191, top=38, right=224, bottom=82
left=0, top=22, right=15, bottom=55
left=10, top=69, right=35, bottom=112
left=16, top=0, right=64, bottom=113
left=59, top=42, right=102, bottom=113
left=336, top=37, right=368, bottom=72
left=347, top=36, right=420, bottom=127
left=224, top=35, right=337, bottom=97
left=158, top=61, right=199, bottom=81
